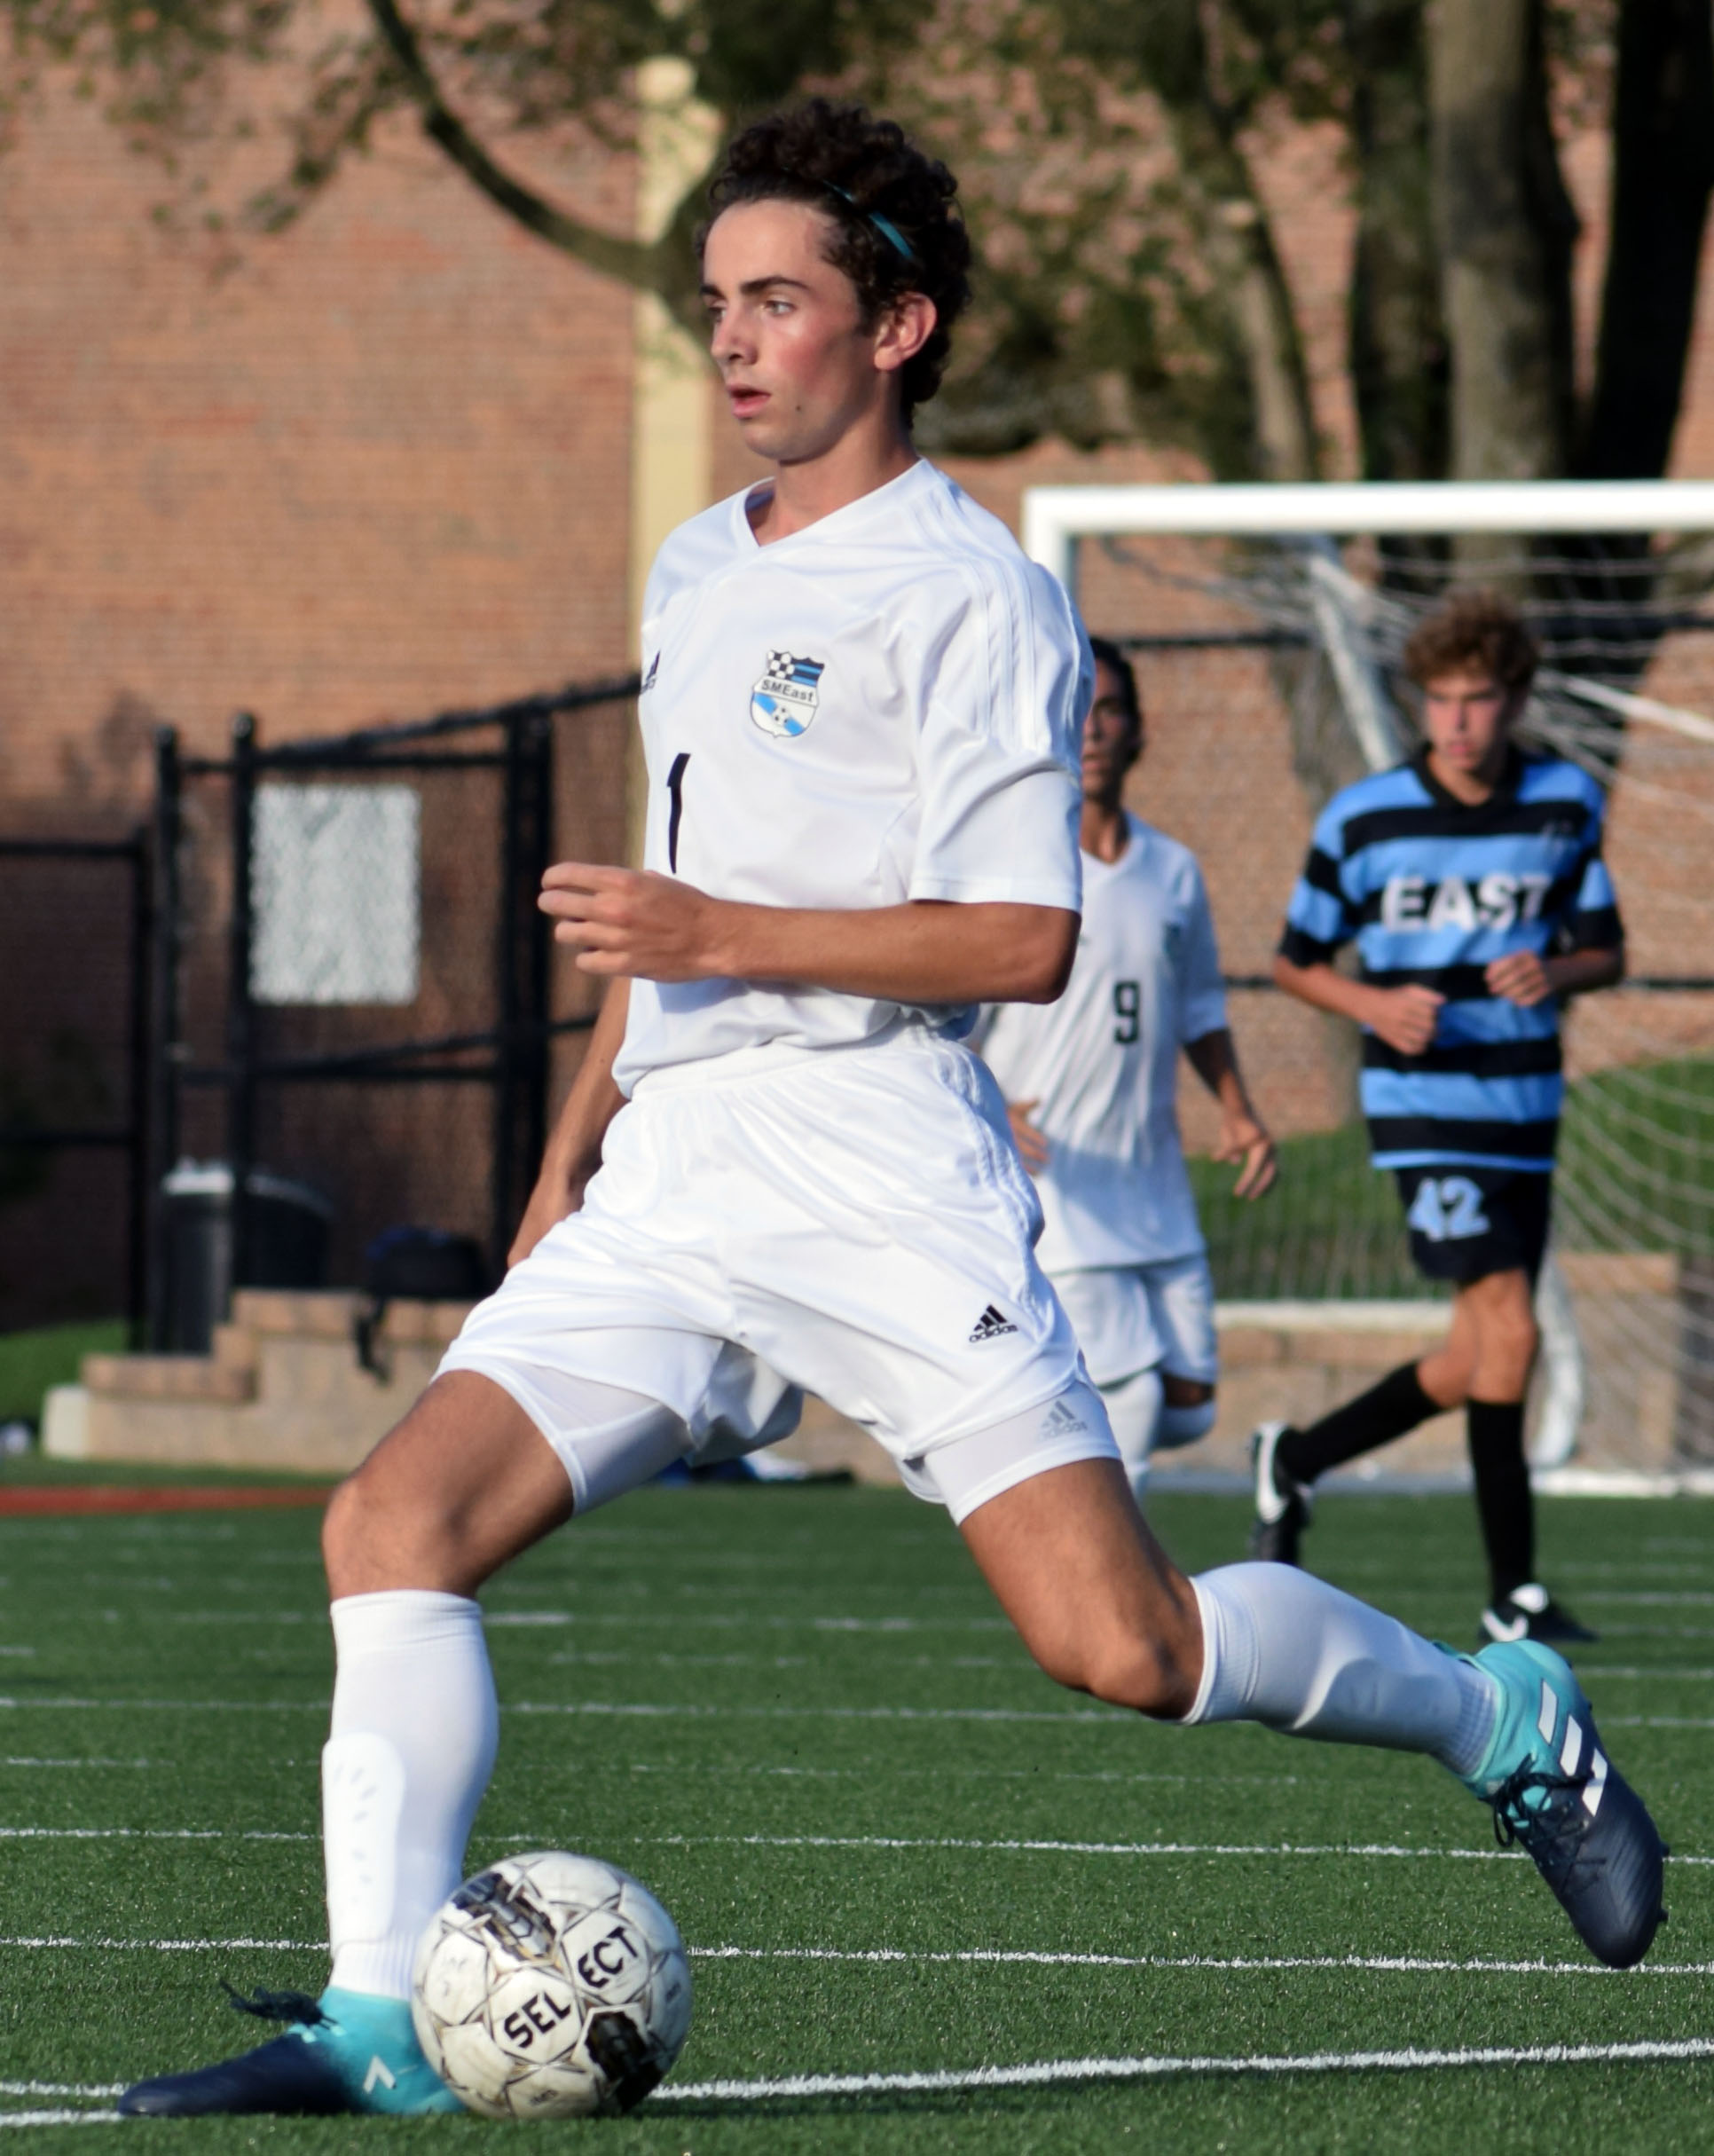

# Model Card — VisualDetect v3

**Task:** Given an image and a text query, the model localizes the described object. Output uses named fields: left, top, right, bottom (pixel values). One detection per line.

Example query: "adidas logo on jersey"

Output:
left=968, top=1304, right=1018, bottom=1343
left=1043, top=1396, right=1089, bottom=1437
left=640, top=652, right=660, bottom=694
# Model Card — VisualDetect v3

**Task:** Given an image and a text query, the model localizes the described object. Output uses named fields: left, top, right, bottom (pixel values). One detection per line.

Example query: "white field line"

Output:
left=3, top=1826, right=1709, bottom=1865
left=1577, top=1667, right=1714, bottom=1681
left=694, top=1946, right=1714, bottom=1977
left=9, top=2037, right=1714, bottom=2122
left=509, top=1702, right=1133, bottom=1725
left=1581, top=1593, right=1714, bottom=1607
left=653, top=2035, right=1714, bottom=2103
left=0, top=2084, right=125, bottom=2098
left=0, top=2111, right=122, bottom=2128
left=0, top=1828, right=312, bottom=1841
left=0, top=1696, right=1121, bottom=1723
left=638, top=1831, right=1714, bottom=1866
left=0, top=1760, right=150, bottom=1769
left=0, top=1698, right=326, bottom=1713
left=0, top=1936, right=317, bottom=1951
left=6, top=1934, right=1714, bottom=1977
left=3, top=1688, right=1706, bottom=1726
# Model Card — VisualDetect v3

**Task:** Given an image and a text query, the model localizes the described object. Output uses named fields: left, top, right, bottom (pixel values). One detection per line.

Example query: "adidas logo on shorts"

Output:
left=968, top=1304, right=1018, bottom=1344
left=1044, top=1396, right=1089, bottom=1437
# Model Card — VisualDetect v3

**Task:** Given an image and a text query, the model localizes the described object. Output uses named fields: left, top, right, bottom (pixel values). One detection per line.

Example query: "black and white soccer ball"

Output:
left=411, top=1851, right=692, bottom=2118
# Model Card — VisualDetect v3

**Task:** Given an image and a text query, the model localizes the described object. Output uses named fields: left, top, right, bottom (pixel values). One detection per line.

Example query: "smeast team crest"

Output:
left=751, top=651, right=826, bottom=738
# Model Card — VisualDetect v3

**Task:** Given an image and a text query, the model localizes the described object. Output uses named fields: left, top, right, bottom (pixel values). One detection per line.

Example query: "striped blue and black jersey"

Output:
left=1278, top=748, right=1623, bottom=1173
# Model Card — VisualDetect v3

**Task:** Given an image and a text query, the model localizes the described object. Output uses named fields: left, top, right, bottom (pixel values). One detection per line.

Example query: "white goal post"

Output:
left=1021, top=479, right=1714, bottom=588
left=1018, top=478, right=1714, bottom=1473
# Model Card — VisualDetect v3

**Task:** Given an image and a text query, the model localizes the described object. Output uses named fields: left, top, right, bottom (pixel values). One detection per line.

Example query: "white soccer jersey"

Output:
left=978, top=814, right=1228, bottom=1268
left=612, top=460, right=1089, bottom=1096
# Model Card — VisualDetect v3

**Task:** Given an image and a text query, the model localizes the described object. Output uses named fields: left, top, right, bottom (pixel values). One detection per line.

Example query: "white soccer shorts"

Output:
left=439, top=1028, right=1119, bottom=1516
left=1051, top=1253, right=1219, bottom=1389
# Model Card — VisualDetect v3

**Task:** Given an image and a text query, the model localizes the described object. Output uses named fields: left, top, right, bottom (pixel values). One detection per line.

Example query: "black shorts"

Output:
left=1393, top=1167, right=1553, bottom=1287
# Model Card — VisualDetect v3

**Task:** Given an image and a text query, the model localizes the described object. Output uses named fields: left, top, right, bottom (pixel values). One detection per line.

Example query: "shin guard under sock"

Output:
left=1278, top=1362, right=1437, bottom=1485
left=323, top=1591, right=499, bottom=2000
left=1183, top=1562, right=1497, bottom=1775
left=1467, top=1398, right=1533, bottom=1603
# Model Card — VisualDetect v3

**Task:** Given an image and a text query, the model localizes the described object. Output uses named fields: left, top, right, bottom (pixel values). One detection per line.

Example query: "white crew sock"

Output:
left=1100, top=1368, right=1165, bottom=1501
left=323, top=1590, right=499, bottom=2000
left=1182, top=1562, right=1498, bottom=1776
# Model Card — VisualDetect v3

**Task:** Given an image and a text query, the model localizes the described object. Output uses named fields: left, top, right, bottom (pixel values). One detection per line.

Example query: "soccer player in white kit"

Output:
left=979, top=638, right=1275, bottom=1496
left=122, top=99, right=1665, bottom=2118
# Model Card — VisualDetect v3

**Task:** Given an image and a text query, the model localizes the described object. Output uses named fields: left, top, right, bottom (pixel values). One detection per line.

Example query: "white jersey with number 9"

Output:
left=978, top=814, right=1228, bottom=1269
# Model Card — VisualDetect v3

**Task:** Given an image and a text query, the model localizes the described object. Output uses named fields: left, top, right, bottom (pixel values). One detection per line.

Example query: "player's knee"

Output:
left=1156, top=1376, right=1215, bottom=1449
left=322, top=1447, right=465, bottom=1587
left=1482, top=1302, right=1537, bottom=1379
left=1031, top=1615, right=1198, bottom=1719
left=320, top=1472, right=367, bottom=1580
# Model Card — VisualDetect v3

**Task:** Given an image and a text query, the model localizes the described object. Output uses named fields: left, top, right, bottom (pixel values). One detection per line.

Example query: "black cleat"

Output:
left=1459, top=1639, right=1667, bottom=1969
left=1247, top=1420, right=1312, bottom=1564
left=119, top=1985, right=461, bottom=2117
left=120, top=2031, right=351, bottom=2117
left=1480, top=1583, right=1599, bottom=1648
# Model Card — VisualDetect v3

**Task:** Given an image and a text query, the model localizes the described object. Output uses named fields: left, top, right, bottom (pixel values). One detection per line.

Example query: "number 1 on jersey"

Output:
left=1113, top=980, right=1140, bottom=1044
left=666, top=752, right=690, bottom=874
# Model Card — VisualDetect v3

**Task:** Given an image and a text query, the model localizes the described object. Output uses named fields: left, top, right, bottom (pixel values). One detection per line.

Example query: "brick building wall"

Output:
left=3, top=89, right=1711, bottom=1326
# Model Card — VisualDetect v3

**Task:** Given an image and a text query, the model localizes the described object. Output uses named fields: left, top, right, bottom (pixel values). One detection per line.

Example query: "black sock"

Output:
left=1468, top=1398, right=1533, bottom=1604
left=1278, top=1362, right=1437, bottom=1485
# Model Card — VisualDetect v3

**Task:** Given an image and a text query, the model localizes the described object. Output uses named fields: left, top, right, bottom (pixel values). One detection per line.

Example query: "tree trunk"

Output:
left=1427, top=0, right=1576, bottom=480
left=1347, top=0, right=1448, bottom=484
left=1578, top=0, right=1714, bottom=479
left=1167, top=98, right=1321, bottom=481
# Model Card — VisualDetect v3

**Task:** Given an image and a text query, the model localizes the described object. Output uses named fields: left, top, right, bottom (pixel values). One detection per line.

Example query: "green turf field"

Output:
left=1, top=1484, right=1710, bottom=2152
left=0, top=1322, right=125, bottom=1428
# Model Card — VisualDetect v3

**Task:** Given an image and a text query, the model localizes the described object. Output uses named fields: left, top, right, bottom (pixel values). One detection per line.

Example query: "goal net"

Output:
left=1022, top=481, right=1714, bottom=1475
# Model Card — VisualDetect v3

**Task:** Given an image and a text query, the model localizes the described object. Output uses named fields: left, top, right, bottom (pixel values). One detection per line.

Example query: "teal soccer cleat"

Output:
left=1458, top=1638, right=1666, bottom=1969
left=118, top=1985, right=465, bottom=2117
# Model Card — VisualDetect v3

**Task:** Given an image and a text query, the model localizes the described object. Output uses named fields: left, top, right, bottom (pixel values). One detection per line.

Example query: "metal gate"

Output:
left=150, top=676, right=635, bottom=1342
left=0, top=836, right=152, bottom=1339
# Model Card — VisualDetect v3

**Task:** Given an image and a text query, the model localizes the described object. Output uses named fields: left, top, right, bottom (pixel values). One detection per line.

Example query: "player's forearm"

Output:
left=706, top=898, right=1080, bottom=1006
left=1184, top=1028, right=1255, bottom=1116
left=1545, top=945, right=1624, bottom=998
left=541, top=979, right=629, bottom=1183
left=1272, top=954, right=1385, bottom=1028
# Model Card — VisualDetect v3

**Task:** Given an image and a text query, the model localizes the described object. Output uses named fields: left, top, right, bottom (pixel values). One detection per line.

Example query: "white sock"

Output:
left=1100, top=1368, right=1165, bottom=1500
left=1183, top=1562, right=1498, bottom=1775
left=323, top=1590, right=499, bottom=2000
left=1156, top=1397, right=1216, bottom=1448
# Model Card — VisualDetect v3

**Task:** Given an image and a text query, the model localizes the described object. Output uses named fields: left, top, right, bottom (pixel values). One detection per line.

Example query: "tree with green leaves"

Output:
left=3, top=0, right=1710, bottom=486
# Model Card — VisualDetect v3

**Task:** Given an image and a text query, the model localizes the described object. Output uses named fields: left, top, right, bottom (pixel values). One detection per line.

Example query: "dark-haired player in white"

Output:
left=979, top=639, right=1275, bottom=1497
left=123, top=101, right=1665, bottom=2119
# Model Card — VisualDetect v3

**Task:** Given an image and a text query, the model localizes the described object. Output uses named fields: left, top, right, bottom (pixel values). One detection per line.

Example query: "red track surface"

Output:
left=0, top=1484, right=333, bottom=1515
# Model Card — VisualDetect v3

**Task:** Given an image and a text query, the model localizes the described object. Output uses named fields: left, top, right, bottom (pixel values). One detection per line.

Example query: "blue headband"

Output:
left=826, top=184, right=918, bottom=267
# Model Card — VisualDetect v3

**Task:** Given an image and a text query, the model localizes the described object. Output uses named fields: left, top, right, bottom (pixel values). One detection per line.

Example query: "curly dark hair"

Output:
left=1088, top=636, right=1143, bottom=735
left=1402, top=588, right=1540, bottom=694
left=702, top=99, right=972, bottom=425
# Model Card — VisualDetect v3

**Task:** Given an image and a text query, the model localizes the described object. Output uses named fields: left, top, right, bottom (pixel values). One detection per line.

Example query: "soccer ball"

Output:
left=411, top=1851, right=692, bottom=2119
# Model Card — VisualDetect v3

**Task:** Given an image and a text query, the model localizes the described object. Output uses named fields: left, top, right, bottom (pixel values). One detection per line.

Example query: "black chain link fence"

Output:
left=0, top=838, right=151, bottom=1337
left=0, top=675, right=635, bottom=1345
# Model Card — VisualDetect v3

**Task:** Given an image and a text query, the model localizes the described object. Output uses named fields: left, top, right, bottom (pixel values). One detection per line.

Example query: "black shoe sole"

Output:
left=120, top=2034, right=351, bottom=2117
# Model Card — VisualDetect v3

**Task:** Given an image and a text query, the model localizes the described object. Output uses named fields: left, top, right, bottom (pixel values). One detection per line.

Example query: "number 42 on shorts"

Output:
left=1407, top=1175, right=1490, bottom=1242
